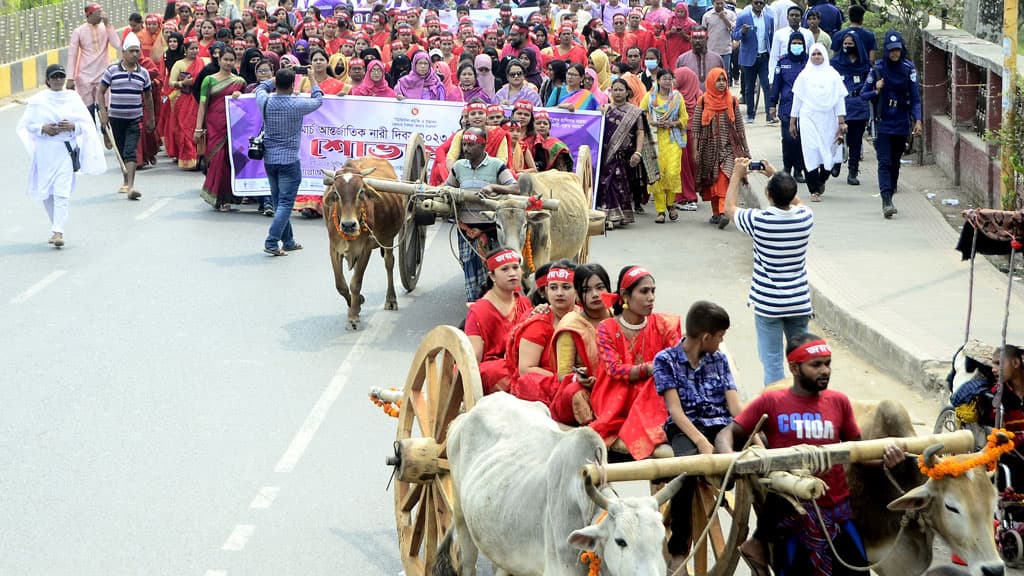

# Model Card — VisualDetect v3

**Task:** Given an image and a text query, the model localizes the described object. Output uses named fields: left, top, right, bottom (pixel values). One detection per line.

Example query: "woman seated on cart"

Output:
left=590, top=265, right=681, bottom=460
left=464, top=248, right=533, bottom=395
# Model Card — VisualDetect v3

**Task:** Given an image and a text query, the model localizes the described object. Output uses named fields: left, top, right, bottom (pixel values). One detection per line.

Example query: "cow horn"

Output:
left=923, top=443, right=945, bottom=468
left=322, top=169, right=336, bottom=185
left=654, top=473, right=688, bottom=507
left=360, top=167, right=376, bottom=177
left=583, top=476, right=611, bottom=511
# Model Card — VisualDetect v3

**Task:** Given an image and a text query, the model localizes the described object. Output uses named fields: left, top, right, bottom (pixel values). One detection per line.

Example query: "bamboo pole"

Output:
left=581, top=430, right=975, bottom=484
left=1001, top=0, right=1018, bottom=206
left=361, top=177, right=562, bottom=211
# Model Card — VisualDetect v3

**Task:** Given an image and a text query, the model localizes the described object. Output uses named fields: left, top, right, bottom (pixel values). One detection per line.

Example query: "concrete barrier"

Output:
left=0, top=44, right=120, bottom=99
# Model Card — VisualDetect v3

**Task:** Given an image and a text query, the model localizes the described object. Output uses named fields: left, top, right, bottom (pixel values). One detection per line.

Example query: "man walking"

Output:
left=701, top=0, right=736, bottom=86
left=97, top=33, right=154, bottom=200
left=722, top=158, right=813, bottom=385
left=675, top=26, right=724, bottom=87
left=67, top=3, right=121, bottom=122
left=768, top=5, right=812, bottom=84
left=257, top=68, right=323, bottom=256
left=733, top=0, right=774, bottom=123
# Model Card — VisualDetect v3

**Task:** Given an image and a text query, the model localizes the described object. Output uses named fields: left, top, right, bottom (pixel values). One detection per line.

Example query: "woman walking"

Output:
left=641, top=68, right=687, bottom=224
left=599, top=78, right=645, bottom=228
left=832, top=31, right=870, bottom=186
left=790, top=43, right=847, bottom=201
left=673, top=66, right=702, bottom=211
left=768, top=32, right=809, bottom=182
left=167, top=39, right=203, bottom=170
left=195, top=48, right=246, bottom=212
left=694, top=67, right=748, bottom=226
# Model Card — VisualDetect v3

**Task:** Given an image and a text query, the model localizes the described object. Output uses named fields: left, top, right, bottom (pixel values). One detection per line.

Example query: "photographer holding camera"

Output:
left=721, top=157, right=814, bottom=386
left=256, top=67, right=323, bottom=256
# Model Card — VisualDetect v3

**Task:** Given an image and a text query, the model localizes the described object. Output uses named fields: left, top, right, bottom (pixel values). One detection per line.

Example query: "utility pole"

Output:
left=1002, top=0, right=1018, bottom=207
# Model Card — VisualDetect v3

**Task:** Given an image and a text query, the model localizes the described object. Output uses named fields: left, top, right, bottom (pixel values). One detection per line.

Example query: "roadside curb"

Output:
left=738, top=175, right=951, bottom=396
left=0, top=48, right=67, bottom=99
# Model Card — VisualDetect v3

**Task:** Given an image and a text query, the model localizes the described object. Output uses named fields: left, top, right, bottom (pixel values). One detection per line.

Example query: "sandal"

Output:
left=668, top=207, right=679, bottom=221
left=263, top=247, right=288, bottom=256
left=655, top=213, right=666, bottom=224
left=811, top=193, right=822, bottom=202
left=118, top=185, right=130, bottom=194
left=283, top=243, right=303, bottom=252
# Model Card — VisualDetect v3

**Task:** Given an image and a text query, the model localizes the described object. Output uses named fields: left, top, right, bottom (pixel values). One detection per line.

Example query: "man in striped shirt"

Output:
left=723, top=157, right=814, bottom=385
left=97, top=32, right=155, bottom=200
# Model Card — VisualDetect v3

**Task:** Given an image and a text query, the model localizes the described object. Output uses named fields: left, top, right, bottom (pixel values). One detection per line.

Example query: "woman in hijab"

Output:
left=673, top=66, right=702, bottom=211
left=434, top=61, right=464, bottom=102
left=261, top=51, right=280, bottom=73
left=292, top=39, right=310, bottom=66
left=790, top=43, right=847, bottom=201
left=831, top=30, right=870, bottom=186
left=475, top=54, right=496, bottom=100
left=360, top=47, right=382, bottom=64
left=329, top=53, right=350, bottom=84
left=279, top=53, right=305, bottom=89
left=456, top=62, right=487, bottom=102
left=694, top=67, right=748, bottom=225
left=160, top=31, right=186, bottom=151
left=387, top=54, right=412, bottom=88
left=589, top=49, right=612, bottom=92
left=520, top=48, right=544, bottom=89
left=240, top=47, right=263, bottom=86
left=396, top=51, right=446, bottom=100
left=583, top=68, right=608, bottom=105
left=351, top=60, right=396, bottom=98
left=769, top=32, right=809, bottom=183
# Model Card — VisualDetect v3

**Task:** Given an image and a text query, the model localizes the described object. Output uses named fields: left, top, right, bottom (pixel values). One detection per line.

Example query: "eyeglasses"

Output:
left=508, top=71, right=524, bottom=77
left=49, top=73, right=66, bottom=79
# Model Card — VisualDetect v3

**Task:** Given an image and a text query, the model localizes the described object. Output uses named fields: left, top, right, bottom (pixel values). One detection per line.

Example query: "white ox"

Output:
left=435, top=392, right=684, bottom=576
left=849, top=399, right=1005, bottom=576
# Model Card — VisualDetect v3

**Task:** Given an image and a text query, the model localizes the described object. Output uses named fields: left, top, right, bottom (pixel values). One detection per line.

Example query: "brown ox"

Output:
left=322, top=158, right=405, bottom=330
left=847, top=399, right=1004, bottom=576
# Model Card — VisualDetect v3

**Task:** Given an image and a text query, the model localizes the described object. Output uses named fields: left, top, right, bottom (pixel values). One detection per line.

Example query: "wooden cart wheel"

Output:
left=574, top=145, right=595, bottom=263
left=399, top=133, right=429, bottom=292
left=687, top=476, right=754, bottom=576
left=393, top=326, right=483, bottom=576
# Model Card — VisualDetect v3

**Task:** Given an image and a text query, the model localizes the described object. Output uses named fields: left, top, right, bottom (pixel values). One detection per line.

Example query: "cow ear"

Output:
left=567, top=524, right=602, bottom=551
left=887, top=483, right=932, bottom=512
left=527, top=211, right=551, bottom=223
left=480, top=210, right=495, bottom=221
left=360, top=167, right=377, bottom=177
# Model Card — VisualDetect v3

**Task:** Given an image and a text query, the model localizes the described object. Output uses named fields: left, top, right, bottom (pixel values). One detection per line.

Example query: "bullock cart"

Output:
left=370, top=326, right=979, bottom=575
left=388, top=134, right=601, bottom=291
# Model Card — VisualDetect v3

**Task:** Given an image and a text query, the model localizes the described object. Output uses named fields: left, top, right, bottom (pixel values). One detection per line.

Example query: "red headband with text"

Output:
left=547, top=267, right=574, bottom=284
left=486, top=249, right=521, bottom=271
left=600, top=266, right=651, bottom=309
left=786, top=340, right=832, bottom=363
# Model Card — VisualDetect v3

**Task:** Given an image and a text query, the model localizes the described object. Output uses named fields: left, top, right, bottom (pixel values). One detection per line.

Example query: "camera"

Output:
left=247, top=133, right=265, bottom=160
left=748, top=160, right=765, bottom=171
left=293, top=65, right=309, bottom=74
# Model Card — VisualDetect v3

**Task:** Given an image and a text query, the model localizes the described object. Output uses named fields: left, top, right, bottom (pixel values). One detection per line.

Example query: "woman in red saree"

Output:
left=591, top=265, right=681, bottom=460
left=168, top=40, right=203, bottom=170
left=506, top=261, right=578, bottom=422
left=529, top=109, right=573, bottom=172
left=464, top=249, right=534, bottom=395
left=137, top=54, right=164, bottom=167
left=195, top=49, right=246, bottom=211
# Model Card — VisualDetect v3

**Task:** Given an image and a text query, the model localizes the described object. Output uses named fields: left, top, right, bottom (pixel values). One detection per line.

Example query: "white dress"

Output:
left=790, top=43, right=848, bottom=172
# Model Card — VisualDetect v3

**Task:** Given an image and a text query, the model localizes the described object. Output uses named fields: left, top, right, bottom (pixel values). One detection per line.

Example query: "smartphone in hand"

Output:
left=748, top=160, right=765, bottom=171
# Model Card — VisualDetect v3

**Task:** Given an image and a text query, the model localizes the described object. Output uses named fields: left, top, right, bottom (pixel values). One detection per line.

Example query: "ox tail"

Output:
left=432, top=528, right=458, bottom=576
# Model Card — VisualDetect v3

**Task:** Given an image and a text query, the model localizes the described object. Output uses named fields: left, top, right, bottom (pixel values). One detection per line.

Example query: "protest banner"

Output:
left=302, top=3, right=536, bottom=33
left=226, top=95, right=603, bottom=201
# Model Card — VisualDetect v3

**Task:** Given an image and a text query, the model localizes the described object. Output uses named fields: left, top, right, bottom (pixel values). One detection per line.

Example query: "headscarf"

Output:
left=831, top=31, right=868, bottom=77
left=387, top=54, right=411, bottom=87
left=240, top=47, right=263, bottom=85
left=585, top=68, right=608, bottom=105
left=192, top=41, right=225, bottom=102
left=700, top=67, right=735, bottom=125
left=791, top=43, right=847, bottom=113
left=261, top=50, right=280, bottom=72
left=434, top=61, right=463, bottom=102
left=787, top=30, right=809, bottom=65
left=292, top=38, right=310, bottom=65
left=163, top=32, right=185, bottom=73
left=396, top=51, right=443, bottom=99
left=360, top=47, right=382, bottom=63
left=328, top=52, right=349, bottom=84
left=351, top=60, right=396, bottom=97
left=456, top=62, right=485, bottom=102
left=520, top=47, right=543, bottom=88
left=475, top=54, right=496, bottom=99
left=280, top=53, right=301, bottom=68
left=673, top=66, right=701, bottom=115
left=589, top=49, right=611, bottom=91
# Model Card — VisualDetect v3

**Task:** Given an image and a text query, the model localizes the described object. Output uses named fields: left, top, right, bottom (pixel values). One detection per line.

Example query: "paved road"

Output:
left=0, top=99, right=955, bottom=576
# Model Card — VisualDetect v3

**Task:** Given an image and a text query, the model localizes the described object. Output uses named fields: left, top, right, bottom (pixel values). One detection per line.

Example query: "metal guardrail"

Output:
left=0, top=0, right=162, bottom=65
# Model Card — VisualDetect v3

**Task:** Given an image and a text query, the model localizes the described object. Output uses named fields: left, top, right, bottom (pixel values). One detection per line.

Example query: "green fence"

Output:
left=0, top=0, right=162, bottom=65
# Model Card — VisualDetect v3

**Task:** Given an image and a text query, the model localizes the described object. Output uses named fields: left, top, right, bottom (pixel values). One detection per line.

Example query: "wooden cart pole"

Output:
left=361, top=178, right=562, bottom=211
left=582, top=430, right=975, bottom=484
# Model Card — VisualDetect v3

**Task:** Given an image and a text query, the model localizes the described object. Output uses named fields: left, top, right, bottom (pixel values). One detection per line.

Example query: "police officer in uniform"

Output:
left=768, top=31, right=809, bottom=182
left=832, top=30, right=871, bottom=186
left=860, top=29, right=921, bottom=219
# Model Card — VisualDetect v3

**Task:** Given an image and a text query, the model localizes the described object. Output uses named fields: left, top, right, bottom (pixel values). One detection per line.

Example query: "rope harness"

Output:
left=329, top=182, right=401, bottom=250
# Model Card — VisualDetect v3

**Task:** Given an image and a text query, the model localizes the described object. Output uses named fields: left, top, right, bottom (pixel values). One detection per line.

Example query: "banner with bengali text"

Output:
left=226, top=95, right=603, bottom=198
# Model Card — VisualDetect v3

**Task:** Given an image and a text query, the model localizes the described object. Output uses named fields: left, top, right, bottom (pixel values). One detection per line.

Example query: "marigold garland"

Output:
left=918, top=428, right=1016, bottom=480
left=331, top=203, right=369, bottom=241
left=579, top=551, right=601, bottom=576
left=369, top=389, right=401, bottom=418
left=523, top=227, right=535, bottom=275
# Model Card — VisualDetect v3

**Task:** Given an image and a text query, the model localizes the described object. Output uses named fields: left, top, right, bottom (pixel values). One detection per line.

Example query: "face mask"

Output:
left=610, top=73, right=619, bottom=82
left=843, top=45, right=856, bottom=55
left=644, top=59, right=657, bottom=70
left=790, top=44, right=804, bottom=56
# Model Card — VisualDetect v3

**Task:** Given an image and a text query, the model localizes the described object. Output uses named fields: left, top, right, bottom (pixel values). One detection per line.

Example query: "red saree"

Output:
left=199, top=74, right=246, bottom=208
left=590, top=313, right=681, bottom=459
left=464, top=295, right=533, bottom=395
left=170, top=58, right=204, bottom=170
left=507, top=311, right=558, bottom=405
left=137, top=56, right=163, bottom=167
left=548, top=311, right=601, bottom=426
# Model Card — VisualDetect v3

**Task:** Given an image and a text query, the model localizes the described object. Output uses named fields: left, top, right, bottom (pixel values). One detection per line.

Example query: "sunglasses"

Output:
left=508, top=71, right=524, bottom=77
left=49, top=73, right=66, bottom=79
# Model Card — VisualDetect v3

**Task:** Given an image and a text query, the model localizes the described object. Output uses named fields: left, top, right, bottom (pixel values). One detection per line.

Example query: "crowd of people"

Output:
left=34, top=0, right=922, bottom=249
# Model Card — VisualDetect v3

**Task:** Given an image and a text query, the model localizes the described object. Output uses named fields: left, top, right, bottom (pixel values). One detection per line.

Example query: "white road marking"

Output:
left=203, top=571, right=227, bottom=576
left=221, top=524, right=256, bottom=552
left=9, top=270, right=66, bottom=304
left=249, top=486, right=280, bottom=509
left=135, top=197, right=171, bottom=221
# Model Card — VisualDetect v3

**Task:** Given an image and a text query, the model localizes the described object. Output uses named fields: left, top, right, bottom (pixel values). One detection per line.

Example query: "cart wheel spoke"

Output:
left=399, top=482, right=424, bottom=513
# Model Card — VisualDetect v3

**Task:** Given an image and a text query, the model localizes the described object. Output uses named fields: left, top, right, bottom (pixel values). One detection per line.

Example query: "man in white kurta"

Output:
left=17, top=64, right=106, bottom=248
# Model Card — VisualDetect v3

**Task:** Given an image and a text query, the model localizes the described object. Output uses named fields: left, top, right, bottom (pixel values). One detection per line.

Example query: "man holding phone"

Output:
left=722, top=158, right=814, bottom=386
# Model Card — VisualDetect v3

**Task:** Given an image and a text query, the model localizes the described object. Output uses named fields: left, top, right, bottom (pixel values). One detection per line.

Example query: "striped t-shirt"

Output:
left=101, top=62, right=151, bottom=121
left=735, top=205, right=814, bottom=318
